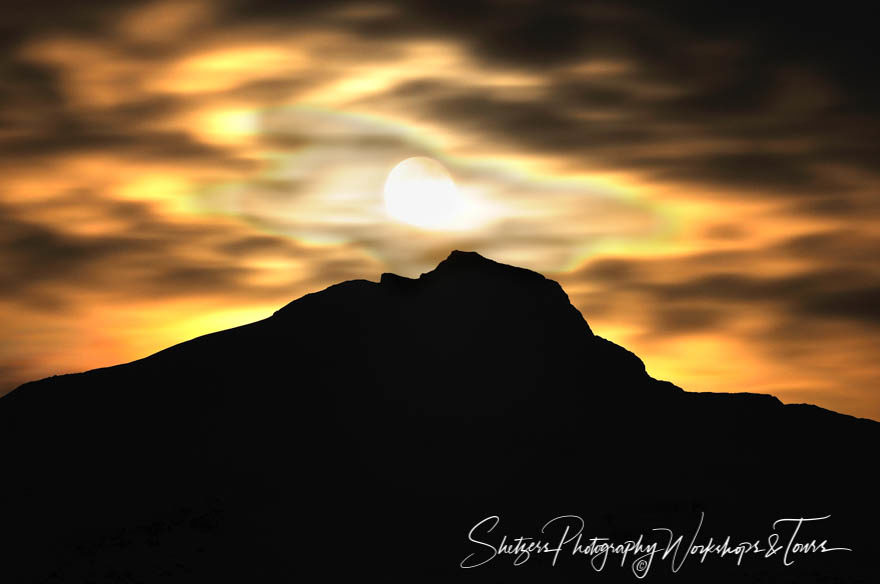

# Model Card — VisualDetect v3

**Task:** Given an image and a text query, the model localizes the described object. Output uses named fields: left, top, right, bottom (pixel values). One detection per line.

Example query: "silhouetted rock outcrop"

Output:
left=0, top=250, right=876, bottom=582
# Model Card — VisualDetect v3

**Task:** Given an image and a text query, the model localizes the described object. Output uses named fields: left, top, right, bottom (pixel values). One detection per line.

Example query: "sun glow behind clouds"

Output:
left=186, top=106, right=663, bottom=274
left=384, top=157, right=463, bottom=230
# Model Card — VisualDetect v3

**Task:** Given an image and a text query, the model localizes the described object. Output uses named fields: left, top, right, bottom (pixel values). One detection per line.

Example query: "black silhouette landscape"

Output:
left=1, top=251, right=877, bottom=583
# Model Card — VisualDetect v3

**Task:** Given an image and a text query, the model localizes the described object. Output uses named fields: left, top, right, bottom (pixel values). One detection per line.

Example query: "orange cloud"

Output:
left=2, top=0, right=880, bottom=422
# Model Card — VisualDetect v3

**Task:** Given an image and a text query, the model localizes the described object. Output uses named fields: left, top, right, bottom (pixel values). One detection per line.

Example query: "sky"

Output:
left=2, top=0, right=879, bottom=419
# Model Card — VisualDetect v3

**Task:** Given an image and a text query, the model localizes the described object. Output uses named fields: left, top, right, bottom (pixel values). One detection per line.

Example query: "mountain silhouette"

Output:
left=0, top=250, right=877, bottom=583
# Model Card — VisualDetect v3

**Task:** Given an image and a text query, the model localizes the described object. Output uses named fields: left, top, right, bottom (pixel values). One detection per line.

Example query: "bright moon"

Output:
left=384, top=157, right=463, bottom=229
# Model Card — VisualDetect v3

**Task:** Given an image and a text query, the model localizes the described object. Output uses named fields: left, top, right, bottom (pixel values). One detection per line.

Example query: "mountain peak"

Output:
left=423, top=249, right=549, bottom=286
left=378, top=251, right=507, bottom=287
left=438, top=249, right=491, bottom=267
left=430, top=250, right=514, bottom=274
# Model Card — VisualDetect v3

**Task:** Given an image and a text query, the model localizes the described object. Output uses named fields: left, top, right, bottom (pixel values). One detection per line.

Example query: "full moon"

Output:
left=384, top=157, right=462, bottom=229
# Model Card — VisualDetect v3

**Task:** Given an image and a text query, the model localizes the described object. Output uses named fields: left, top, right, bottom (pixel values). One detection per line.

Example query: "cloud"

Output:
left=0, top=191, right=383, bottom=309
left=556, top=238, right=880, bottom=418
left=183, top=106, right=666, bottom=273
left=1, top=0, right=879, bottom=420
left=567, top=248, right=880, bottom=327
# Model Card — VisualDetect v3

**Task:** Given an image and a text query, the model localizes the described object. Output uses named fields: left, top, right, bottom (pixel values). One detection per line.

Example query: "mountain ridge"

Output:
left=16, top=249, right=875, bottom=424
left=0, top=249, right=877, bottom=582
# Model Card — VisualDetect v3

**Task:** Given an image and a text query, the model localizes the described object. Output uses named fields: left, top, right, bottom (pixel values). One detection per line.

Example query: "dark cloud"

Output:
left=577, top=258, right=642, bottom=283
left=144, top=264, right=256, bottom=296
left=648, top=269, right=873, bottom=306
left=217, top=234, right=291, bottom=256
left=654, top=305, right=725, bottom=334
left=303, top=1, right=879, bottom=202
left=468, top=4, right=592, bottom=66
left=0, top=206, right=133, bottom=300
left=0, top=129, right=255, bottom=170
left=4, top=0, right=876, bottom=203
left=773, top=230, right=880, bottom=264
left=801, top=286, right=880, bottom=325
left=373, top=75, right=867, bottom=196
left=702, top=223, right=748, bottom=241
left=0, top=196, right=367, bottom=309
left=0, top=0, right=131, bottom=49
left=633, top=152, right=844, bottom=195
left=566, top=251, right=880, bottom=336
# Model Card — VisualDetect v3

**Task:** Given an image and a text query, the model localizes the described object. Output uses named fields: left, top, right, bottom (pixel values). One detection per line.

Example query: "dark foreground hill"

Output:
left=1, top=250, right=877, bottom=583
